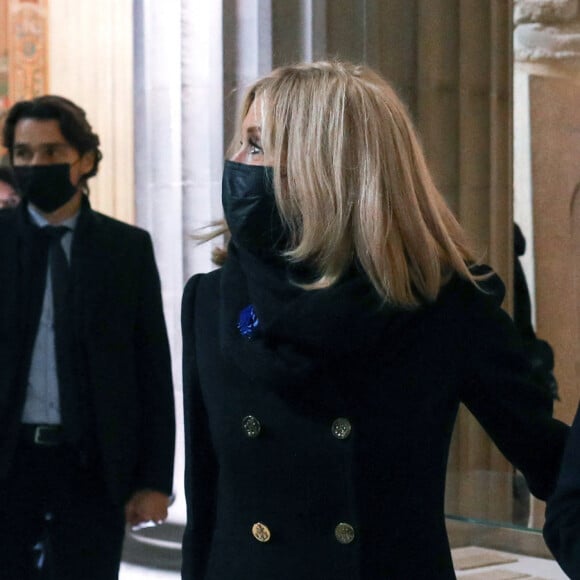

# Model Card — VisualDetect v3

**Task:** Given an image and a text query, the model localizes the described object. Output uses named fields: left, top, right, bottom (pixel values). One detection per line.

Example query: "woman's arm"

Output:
left=459, top=275, right=568, bottom=500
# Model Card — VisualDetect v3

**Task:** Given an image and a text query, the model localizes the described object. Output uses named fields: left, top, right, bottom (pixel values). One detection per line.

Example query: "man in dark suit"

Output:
left=544, top=403, right=580, bottom=579
left=0, top=96, right=175, bottom=579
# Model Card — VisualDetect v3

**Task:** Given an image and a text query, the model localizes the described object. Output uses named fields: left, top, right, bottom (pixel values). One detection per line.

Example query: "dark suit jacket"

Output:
left=544, top=403, right=580, bottom=579
left=0, top=198, right=175, bottom=505
left=181, top=248, right=568, bottom=580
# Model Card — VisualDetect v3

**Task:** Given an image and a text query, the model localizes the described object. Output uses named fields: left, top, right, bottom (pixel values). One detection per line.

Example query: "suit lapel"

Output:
left=69, top=198, right=107, bottom=340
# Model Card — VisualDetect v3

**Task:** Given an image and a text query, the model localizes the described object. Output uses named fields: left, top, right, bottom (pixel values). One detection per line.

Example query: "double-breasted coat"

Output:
left=0, top=198, right=175, bottom=505
left=181, top=245, right=568, bottom=580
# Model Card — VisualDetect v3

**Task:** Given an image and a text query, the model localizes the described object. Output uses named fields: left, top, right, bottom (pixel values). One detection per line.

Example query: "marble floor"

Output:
left=453, top=548, right=569, bottom=579
left=119, top=548, right=570, bottom=579
left=120, top=561, right=179, bottom=579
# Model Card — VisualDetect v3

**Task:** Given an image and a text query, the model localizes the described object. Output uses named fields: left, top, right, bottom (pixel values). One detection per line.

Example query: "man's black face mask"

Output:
left=13, top=163, right=78, bottom=213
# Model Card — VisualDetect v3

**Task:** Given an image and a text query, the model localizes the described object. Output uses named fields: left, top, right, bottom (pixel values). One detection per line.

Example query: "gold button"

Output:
left=335, top=522, right=355, bottom=544
left=331, top=418, right=352, bottom=440
left=252, top=522, right=271, bottom=543
left=242, top=415, right=261, bottom=438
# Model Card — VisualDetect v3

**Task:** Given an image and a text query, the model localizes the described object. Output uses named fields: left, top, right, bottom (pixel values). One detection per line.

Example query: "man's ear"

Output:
left=79, top=150, right=96, bottom=176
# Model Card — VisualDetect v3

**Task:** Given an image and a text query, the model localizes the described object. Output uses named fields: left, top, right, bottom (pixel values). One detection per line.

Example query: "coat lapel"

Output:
left=69, top=198, right=107, bottom=340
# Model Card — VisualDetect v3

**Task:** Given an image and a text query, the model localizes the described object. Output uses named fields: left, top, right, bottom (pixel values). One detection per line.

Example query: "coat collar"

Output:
left=16, top=195, right=95, bottom=243
left=219, top=243, right=422, bottom=390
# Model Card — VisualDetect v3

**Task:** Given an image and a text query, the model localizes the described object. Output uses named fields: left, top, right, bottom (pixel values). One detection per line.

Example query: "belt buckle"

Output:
left=34, top=425, right=58, bottom=446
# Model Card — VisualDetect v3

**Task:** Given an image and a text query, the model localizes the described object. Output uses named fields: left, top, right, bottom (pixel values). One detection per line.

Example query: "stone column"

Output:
left=48, top=0, right=134, bottom=223
left=223, top=0, right=273, bottom=147
left=133, top=0, right=184, bottom=526
left=417, top=0, right=460, bottom=213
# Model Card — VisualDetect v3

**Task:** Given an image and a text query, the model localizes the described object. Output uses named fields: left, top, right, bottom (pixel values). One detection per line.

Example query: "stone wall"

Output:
left=515, top=0, right=580, bottom=63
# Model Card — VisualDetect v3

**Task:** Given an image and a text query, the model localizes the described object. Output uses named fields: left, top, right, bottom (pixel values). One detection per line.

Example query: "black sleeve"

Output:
left=544, top=404, right=580, bottom=579
left=181, top=275, right=218, bottom=580
left=459, top=275, right=568, bottom=500
left=512, top=223, right=536, bottom=344
left=134, top=233, right=175, bottom=495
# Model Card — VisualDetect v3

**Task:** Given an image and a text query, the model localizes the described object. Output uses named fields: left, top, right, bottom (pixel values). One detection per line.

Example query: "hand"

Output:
left=124, top=489, right=170, bottom=527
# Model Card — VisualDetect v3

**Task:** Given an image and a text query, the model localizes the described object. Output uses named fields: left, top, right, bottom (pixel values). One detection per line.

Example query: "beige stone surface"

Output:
left=514, top=0, right=578, bottom=24
left=457, top=570, right=529, bottom=580
left=515, top=22, right=580, bottom=61
left=529, top=73, right=580, bottom=424
left=452, top=546, right=519, bottom=570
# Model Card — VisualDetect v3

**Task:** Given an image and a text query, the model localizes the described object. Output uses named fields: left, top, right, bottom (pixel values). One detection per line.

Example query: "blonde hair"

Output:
left=226, top=60, right=481, bottom=307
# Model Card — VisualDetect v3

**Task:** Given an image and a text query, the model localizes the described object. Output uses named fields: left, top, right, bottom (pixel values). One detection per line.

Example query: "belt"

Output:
left=21, top=424, right=64, bottom=447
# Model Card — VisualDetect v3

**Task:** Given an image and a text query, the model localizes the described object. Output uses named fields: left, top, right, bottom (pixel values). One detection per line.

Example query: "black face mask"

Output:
left=13, top=163, right=78, bottom=213
left=222, top=160, right=286, bottom=256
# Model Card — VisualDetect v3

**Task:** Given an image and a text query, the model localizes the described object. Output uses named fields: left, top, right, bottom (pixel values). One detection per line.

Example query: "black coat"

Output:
left=181, top=246, right=568, bottom=580
left=0, top=198, right=175, bottom=504
left=544, top=403, right=580, bottom=579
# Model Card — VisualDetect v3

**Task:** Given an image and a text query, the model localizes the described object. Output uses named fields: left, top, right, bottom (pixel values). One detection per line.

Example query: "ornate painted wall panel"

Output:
left=0, top=0, right=9, bottom=111
left=1, top=0, right=48, bottom=108
left=7, top=0, right=48, bottom=106
left=0, top=0, right=48, bottom=158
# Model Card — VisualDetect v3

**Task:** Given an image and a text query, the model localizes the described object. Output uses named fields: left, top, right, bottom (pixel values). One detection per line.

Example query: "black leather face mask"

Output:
left=13, top=163, right=78, bottom=213
left=222, top=160, right=286, bottom=257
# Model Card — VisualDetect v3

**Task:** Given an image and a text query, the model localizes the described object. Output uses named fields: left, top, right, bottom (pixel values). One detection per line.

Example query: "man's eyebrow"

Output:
left=13, top=141, right=69, bottom=148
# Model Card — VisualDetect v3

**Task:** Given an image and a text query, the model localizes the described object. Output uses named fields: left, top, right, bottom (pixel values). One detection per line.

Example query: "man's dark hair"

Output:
left=0, top=166, right=17, bottom=189
left=2, top=95, right=103, bottom=184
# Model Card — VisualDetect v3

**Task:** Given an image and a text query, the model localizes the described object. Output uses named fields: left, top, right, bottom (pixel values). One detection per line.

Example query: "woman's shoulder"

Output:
left=182, top=269, right=222, bottom=318
left=184, top=268, right=222, bottom=295
left=438, top=264, right=505, bottom=312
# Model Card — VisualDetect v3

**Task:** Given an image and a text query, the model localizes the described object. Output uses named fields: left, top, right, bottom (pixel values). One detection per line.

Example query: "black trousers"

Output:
left=0, top=438, right=125, bottom=580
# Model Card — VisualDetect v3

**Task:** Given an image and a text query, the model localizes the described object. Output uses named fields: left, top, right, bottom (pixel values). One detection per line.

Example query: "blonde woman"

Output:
left=181, top=61, right=567, bottom=580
